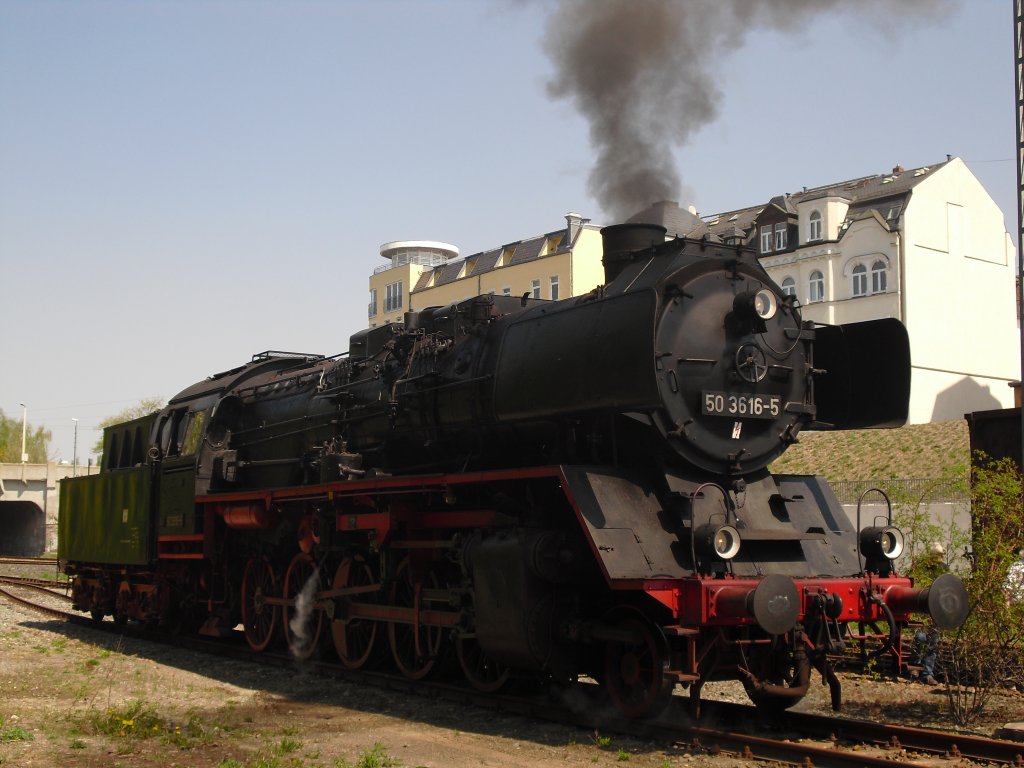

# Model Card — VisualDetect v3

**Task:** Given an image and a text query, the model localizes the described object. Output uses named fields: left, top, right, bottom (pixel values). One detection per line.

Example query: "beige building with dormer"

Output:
left=367, top=157, right=1019, bottom=423
left=367, top=213, right=603, bottom=327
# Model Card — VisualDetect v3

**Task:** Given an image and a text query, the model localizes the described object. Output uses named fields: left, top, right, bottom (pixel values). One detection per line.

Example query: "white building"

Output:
left=632, top=157, right=1019, bottom=423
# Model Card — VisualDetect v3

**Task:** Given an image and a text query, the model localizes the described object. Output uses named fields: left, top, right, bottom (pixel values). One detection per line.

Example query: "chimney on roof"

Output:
left=565, top=211, right=590, bottom=246
left=892, top=164, right=904, bottom=174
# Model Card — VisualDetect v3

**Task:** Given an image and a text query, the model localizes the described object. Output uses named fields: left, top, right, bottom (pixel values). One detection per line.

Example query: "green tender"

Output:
left=58, top=468, right=152, bottom=566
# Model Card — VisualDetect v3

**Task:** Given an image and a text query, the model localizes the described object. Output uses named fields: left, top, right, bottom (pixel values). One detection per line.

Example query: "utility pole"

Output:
left=72, top=418, right=78, bottom=477
left=1016, top=0, right=1024, bottom=468
left=19, top=402, right=27, bottom=482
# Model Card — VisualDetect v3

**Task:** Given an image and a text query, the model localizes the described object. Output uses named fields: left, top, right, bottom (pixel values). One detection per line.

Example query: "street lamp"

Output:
left=19, top=402, right=27, bottom=463
left=72, top=418, right=79, bottom=477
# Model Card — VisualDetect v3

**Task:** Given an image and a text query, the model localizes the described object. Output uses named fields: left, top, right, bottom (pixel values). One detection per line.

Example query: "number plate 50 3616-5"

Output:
left=702, top=391, right=781, bottom=419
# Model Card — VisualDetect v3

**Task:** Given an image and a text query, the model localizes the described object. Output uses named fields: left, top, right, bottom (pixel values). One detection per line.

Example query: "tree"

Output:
left=941, top=454, right=1024, bottom=725
left=0, top=408, right=52, bottom=463
left=91, top=397, right=165, bottom=456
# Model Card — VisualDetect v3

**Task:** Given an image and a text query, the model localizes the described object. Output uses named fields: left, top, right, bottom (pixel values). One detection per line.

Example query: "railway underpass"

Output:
left=0, top=463, right=98, bottom=555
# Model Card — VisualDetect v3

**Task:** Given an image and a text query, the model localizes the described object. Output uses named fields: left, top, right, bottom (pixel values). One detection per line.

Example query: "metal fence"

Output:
left=829, top=477, right=970, bottom=505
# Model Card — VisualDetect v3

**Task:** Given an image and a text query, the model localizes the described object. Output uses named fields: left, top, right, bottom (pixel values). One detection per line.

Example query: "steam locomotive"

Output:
left=58, top=222, right=968, bottom=718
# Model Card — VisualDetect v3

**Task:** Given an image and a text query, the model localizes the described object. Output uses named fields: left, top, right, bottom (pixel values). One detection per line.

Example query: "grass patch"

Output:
left=91, top=700, right=164, bottom=739
left=81, top=699, right=243, bottom=750
left=215, top=739, right=397, bottom=768
left=770, top=420, right=968, bottom=481
left=0, top=724, right=33, bottom=742
left=340, top=742, right=401, bottom=768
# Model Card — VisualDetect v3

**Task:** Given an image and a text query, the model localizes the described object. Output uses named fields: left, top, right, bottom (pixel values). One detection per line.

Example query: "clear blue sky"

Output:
left=0, top=0, right=1016, bottom=464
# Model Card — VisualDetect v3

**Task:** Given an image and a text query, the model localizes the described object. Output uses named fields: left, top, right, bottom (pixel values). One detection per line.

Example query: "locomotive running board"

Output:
left=558, top=465, right=688, bottom=585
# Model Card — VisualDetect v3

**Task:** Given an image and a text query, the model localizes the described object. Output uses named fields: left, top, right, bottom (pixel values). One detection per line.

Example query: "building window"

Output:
left=531, top=279, right=541, bottom=299
left=550, top=275, right=559, bottom=300
left=760, top=225, right=772, bottom=254
left=385, top=281, right=403, bottom=313
left=809, top=210, right=822, bottom=241
left=852, top=264, right=867, bottom=297
left=502, top=286, right=511, bottom=297
left=774, top=223, right=787, bottom=251
left=781, top=277, right=796, bottom=298
left=809, top=270, right=824, bottom=303
left=871, top=261, right=887, bottom=293
left=368, top=288, right=378, bottom=317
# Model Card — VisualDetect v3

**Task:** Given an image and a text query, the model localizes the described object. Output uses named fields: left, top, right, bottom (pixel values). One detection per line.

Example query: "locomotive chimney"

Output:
left=600, top=223, right=667, bottom=284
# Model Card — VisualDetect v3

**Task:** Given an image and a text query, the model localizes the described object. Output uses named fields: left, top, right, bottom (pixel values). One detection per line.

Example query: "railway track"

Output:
left=0, top=555, right=60, bottom=567
left=0, top=584, right=1021, bottom=767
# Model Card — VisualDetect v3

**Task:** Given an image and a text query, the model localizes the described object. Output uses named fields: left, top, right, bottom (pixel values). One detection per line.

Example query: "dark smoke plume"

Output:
left=543, top=0, right=952, bottom=222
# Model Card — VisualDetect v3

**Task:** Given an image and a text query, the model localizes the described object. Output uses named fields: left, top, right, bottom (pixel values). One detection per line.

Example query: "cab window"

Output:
left=181, top=410, right=207, bottom=456
left=159, top=409, right=188, bottom=456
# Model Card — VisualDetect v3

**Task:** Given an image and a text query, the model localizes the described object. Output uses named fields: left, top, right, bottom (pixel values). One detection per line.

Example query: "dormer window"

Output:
left=760, top=226, right=772, bottom=254
left=774, top=223, right=787, bottom=250
left=809, top=210, right=822, bottom=241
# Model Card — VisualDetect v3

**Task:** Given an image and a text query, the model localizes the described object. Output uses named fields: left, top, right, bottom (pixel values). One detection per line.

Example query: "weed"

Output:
left=278, top=736, right=301, bottom=753
left=335, top=742, right=401, bottom=768
left=616, top=748, right=631, bottom=761
left=91, top=700, right=163, bottom=739
left=70, top=738, right=86, bottom=749
left=0, top=725, right=33, bottom=742
left=592, top=731, right=612, bottom=748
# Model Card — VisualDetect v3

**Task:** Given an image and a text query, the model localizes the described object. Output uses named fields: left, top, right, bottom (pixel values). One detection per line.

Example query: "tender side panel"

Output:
left=58, top=469, right=152, bottom=565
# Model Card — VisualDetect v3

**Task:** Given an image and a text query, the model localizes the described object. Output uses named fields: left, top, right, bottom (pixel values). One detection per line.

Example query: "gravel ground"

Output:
left=0, top=592, right=1020, bottom=768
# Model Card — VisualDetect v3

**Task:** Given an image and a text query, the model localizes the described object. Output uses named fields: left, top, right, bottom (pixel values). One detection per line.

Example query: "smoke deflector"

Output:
left=812, top=318, right=912, bottom=429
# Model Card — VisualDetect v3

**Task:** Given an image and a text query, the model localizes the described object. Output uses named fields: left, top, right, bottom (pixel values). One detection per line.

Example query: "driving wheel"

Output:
left=241, top=556, right=278, bottom=652
left=283, top=552, right=324, bottom=660
left=387, top=558, right=444, bottom=680
left=331, top=554, right=380, bottom=669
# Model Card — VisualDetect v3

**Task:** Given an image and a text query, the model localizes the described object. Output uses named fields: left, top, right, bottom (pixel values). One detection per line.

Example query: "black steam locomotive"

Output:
left=59, top=223, right=968, bottom=717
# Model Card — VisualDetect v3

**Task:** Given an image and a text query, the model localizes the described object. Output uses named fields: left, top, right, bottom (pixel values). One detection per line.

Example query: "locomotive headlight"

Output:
left=860, top=526, right=905, bottom=561
left=697, top=524, right=742, bottom=561
left=733, top=289, right=778, bottom=324
left=753, top=289, right=778, bottom=320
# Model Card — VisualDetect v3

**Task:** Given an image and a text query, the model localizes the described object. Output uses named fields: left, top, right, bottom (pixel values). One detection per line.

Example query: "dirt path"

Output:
left=0, top=596, right=1019, bottom=768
